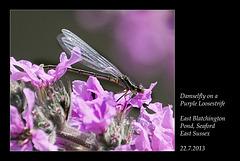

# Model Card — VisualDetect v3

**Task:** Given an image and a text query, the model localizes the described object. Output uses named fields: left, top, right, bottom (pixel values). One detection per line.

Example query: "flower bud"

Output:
left=10, top=80, right=25, bottom=113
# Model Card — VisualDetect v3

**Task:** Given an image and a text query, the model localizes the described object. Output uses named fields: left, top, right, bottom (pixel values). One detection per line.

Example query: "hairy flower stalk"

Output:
left=56, top=125, right=98, bottom=150
left=96, top=111, right=134, bottom=150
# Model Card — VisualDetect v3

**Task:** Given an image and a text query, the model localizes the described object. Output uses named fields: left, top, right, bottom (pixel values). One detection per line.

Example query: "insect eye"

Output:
left=137, top=88, right=144, bottom=93
left=137, top=84, right=144, bottom=93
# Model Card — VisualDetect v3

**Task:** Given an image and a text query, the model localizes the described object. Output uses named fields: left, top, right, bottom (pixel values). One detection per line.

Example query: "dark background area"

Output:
left=175, top=8, right=234, bottom=154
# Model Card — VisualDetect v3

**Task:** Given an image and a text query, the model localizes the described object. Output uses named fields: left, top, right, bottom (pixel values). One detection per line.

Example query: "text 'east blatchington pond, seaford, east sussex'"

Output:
left=179, top=115, right=226, bottom=136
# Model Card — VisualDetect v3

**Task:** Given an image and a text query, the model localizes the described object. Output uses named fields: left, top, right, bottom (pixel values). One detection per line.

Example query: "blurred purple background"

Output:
left=10, top=10, right=174, bottom=109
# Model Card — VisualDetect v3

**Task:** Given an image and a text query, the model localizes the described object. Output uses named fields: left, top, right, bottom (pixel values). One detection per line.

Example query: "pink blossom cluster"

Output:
left=10, top=47, right=82, bottom=87
left=10, top=47, right=174, bottom=151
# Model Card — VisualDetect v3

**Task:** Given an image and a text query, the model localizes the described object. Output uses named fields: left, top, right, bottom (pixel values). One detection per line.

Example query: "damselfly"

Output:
left=44, top=29, right=144, bottom=95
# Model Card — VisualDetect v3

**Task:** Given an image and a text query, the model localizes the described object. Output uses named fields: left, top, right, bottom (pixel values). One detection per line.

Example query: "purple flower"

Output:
left=114, top=102, right=174, bottom=151
left=47, top=47, right=82, bottom=81
left=129, top=82, right=157, bottom=108
left=68, top=76, right=117, bottom=134
left=114, top=82, right=157, bottom=110
left=10, top=47, right=82, bottom=87
left=136, top=103, right=174, bottom=151
left=131, top=121, right=152, bottom=151
left=10, top=57, right=43, bottom=87
left=113, top=144, right=133, bottom=151
left=10, top=88, right=58, bottom=151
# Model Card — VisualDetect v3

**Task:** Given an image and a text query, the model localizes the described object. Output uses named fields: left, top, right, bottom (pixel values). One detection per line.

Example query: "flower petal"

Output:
left=130, top=82, right=157, bottom=108
left=86, top=76, right=105, bottom=98
left=70, top=77, right=117, bottom=134
left=10, top=140, right=33, bottom=151
left=114, top=144, right=132, bottom=151
left=10, top=105, right=24, bottom=137
left=162, top=105, right=174, bottom=130
left=10, top=57, right=42, bottom=86
left=151, top=126, right=174, bottom=151
left=22, top=88, right=35, bottom=129
left=132, top=121, right=151, bottom=151
left=52, top=48, right=82, bottom=81
left=32, top=129, right=58, bottom=151
left=72, top=80, right=92, bottom=101
left=65, top=47, right=82, bottom=67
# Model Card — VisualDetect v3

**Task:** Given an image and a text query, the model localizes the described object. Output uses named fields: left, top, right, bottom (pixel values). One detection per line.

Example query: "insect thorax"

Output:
left=119, top=75, right=144, bottom=93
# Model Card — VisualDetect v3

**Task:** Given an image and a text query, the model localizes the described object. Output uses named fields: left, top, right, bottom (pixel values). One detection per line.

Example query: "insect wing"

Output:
left=57, top=29, right=123, bottom=78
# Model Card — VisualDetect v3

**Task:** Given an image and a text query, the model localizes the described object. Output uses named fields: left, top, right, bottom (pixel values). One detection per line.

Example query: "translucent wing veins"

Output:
left=57, top=29, right=123, bottom=78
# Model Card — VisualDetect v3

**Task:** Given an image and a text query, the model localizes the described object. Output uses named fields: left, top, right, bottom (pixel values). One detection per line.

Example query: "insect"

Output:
left=44, top=29, right=144, bottom=97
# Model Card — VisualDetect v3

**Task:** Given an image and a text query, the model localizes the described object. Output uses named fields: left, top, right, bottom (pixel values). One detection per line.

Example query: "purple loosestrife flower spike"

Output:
left=10, top=37, right=174, bottom=151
